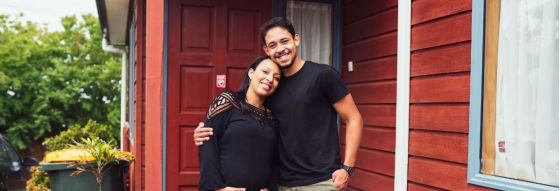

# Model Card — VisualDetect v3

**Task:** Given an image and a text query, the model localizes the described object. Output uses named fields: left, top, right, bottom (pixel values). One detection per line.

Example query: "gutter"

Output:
left=102, top=30, right=127, bottom=151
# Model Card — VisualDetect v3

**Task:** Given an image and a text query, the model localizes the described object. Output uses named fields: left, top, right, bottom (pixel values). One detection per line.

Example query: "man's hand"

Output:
left=332, top=169, right=350, bottom=190
left=217, top=186, right=245, bottom=191
left=193, top=122, right=213, bottom=146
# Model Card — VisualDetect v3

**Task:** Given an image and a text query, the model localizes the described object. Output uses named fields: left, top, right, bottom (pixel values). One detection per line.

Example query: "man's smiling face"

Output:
left=263, top=26, right=300, bottom=69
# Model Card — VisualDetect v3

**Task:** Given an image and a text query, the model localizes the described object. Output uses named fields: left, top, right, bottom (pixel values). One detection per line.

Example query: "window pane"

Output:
left=0, top=137, right=21, bottom=173
left=492, top=0, right=558, bottom=186
left=286, top=0, right=332, bottom=65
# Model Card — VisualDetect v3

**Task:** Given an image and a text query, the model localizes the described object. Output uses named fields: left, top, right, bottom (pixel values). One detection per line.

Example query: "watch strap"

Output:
left=340, top=164, right=354, bottom=176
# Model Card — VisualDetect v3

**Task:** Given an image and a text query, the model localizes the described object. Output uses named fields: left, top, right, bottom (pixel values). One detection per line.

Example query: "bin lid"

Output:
left=39, top=162, right=79, bottom=171
left=43, top=148, right=94, bottom=163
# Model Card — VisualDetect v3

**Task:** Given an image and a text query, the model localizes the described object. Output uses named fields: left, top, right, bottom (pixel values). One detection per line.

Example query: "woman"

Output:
left=198, top=56, right=283, bottom=191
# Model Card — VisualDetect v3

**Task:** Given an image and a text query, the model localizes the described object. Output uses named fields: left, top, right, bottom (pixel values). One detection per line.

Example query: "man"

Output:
left=194, top=17, right=363, bottom=191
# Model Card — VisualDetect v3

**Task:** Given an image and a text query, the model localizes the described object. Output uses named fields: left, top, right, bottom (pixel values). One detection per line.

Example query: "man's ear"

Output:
left=294, top=34, right=300, bottom=46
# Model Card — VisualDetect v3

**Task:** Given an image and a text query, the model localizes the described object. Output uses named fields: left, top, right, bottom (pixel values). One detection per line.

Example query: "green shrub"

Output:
left=27, top=119, right=121, bottom=190
left=42, top=120, right=118, bottom=152
left=26, top=166, right=50, bottom=191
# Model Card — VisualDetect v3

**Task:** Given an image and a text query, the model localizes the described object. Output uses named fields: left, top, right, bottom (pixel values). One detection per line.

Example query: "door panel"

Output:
left=167, top=0, right=271, bottom=190
left=179, top=67, right=212, bottom=112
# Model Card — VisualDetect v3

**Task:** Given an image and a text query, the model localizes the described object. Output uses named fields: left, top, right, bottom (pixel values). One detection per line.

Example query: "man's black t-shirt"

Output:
left=268, top=61, right=348, bottom=186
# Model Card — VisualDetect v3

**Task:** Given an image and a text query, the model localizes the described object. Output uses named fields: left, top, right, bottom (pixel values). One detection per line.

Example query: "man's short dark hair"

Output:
left=259, top=17, right=296, bottom=45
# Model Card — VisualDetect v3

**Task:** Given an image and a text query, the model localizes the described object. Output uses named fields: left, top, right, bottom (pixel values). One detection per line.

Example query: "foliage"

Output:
left=27, top=119, right=122, bottom=190
left=0, top=14, right=121, bottom=150
left=71, top=137, right=134, bottom=191
left=25, top=166, right=50, bottom=191
left=42, top=120, right=118, bottom=152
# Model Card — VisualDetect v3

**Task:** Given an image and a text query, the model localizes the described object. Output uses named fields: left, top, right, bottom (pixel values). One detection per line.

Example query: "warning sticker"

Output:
left=216, top=75, right=226, bottom=88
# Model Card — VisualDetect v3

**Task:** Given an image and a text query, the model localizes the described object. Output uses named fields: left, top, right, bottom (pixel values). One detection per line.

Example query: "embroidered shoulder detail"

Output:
left=206, top=91, right=239, bottom=119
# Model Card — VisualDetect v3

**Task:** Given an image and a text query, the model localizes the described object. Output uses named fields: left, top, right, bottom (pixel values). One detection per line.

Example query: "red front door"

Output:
left=167, top=0, right=272, bottom=190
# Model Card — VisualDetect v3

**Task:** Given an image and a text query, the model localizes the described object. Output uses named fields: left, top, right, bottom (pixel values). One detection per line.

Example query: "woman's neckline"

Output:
left=245, top=100, right=265, bottom=111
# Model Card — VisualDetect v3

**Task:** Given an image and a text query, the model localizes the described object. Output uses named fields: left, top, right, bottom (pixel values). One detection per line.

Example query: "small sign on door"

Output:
left=216, top=75, right=226, bottom=88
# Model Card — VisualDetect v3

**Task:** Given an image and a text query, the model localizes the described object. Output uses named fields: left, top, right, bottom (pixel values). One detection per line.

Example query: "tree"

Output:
left=0, top=14, right=121, bottom=150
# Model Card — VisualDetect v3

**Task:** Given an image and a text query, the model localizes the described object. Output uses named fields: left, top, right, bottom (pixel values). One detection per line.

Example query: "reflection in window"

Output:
left=0, top=137, right=20, bottom=173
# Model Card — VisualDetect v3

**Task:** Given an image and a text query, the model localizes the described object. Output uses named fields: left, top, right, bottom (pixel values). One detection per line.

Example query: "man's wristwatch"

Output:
left=340, top=165, right=354, bottom=176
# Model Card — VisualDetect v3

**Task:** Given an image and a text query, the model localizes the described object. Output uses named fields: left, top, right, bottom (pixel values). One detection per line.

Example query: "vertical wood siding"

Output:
left=131, top=0, right=147, bottom=190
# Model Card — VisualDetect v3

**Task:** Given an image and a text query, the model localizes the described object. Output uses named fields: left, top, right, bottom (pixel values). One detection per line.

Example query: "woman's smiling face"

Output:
left=248, top=59, right=281, bottom=97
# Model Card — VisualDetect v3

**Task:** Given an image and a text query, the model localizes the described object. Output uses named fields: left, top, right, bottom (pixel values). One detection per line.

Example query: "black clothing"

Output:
left=198, top=92, right=278, bottom=191
left=268, top=61, right=349, bottom=186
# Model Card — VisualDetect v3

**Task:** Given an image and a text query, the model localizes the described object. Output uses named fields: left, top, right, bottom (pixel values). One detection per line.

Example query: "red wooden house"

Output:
left=95, top=0, right=559, bottom=190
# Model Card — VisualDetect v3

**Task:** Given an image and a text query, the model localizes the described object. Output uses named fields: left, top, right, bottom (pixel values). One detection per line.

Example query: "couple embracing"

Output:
left=193, top=17, right=363, bottom=191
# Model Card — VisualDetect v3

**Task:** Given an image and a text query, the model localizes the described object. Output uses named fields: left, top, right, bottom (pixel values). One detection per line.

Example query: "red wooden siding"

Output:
left=343, top=0, right=397, bottom=26
left=411, top=0, right=471, bottom=25
left=409, top=131, right=468, bottom=164
left=410, top=73, right=470, bottom=103
left=351, top=170, right=394, bottom=191
left=410, top=104, right=470, bottom=133
left=342, top=57, right=397, bottom=83
left=130, top=0, right=146, bottom=190
left=411, top=12, right=471, bottom=51
left=342, top=0, right=496, bottom=190
left=409, top=0, right=494, bottom=190
left=342, top=0, right=397, bottom=190
left=144, top=0, right=165, bottom=190
left=410, top=42, right=471, bottom=77
left=408, top=182, right=446, bottom=191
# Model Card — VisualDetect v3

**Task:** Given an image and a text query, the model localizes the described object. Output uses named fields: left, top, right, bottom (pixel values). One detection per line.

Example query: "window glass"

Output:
left=0, top=137, right=21, bottom=173
left=482, top=0, right=558, bottom=186
left=286, top=0, right=332, bottom=65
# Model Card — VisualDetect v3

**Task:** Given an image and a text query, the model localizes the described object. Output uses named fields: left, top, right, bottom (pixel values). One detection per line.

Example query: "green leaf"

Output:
left=0, top=14, right=121, bottom=150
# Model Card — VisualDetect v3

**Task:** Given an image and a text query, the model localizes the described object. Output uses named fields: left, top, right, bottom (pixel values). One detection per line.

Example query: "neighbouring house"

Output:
left=95, top=0, right=559, bottom=190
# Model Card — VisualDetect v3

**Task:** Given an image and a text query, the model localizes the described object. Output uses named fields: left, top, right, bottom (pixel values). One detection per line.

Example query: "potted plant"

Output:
left=70, top=137, right=134, bottom=191
left=32, top=120, right=133, bottom=191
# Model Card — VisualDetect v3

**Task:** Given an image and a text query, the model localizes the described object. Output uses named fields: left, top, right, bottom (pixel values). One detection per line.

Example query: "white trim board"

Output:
left=395, top=0, right=411, bottom=190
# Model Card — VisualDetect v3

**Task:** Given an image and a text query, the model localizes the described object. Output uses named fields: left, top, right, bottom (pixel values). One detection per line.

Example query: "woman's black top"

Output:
left=198, top=91, right=278, bottom=191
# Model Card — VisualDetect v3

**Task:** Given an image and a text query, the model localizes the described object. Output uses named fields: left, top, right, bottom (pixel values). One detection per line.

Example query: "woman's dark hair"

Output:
left=236, top=55, right=270, bottom=98
left=233, top=55, right=283, bottom=127
left=259, top=17, right=296, bottom=45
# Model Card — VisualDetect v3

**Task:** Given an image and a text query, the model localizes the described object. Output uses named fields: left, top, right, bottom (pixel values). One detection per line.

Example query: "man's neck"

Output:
left=284, top=57, right=304, bottom=77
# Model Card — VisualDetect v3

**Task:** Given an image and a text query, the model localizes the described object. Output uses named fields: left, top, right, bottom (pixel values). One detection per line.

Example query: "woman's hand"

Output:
left=217, top=187, right=246, bottom=191
left=260, top=189, right=269, bottom=191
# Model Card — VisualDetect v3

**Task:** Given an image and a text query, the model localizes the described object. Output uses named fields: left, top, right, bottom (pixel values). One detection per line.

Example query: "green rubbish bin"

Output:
left=39, top=162, right=125, bottom=191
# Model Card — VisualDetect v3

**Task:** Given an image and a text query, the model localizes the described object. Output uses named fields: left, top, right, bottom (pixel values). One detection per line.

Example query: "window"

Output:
left=0, top=136, right=21, bottom=174
left=468, top=0, right=559, bottom=190
left=286, top=0, right=333, bottom=65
